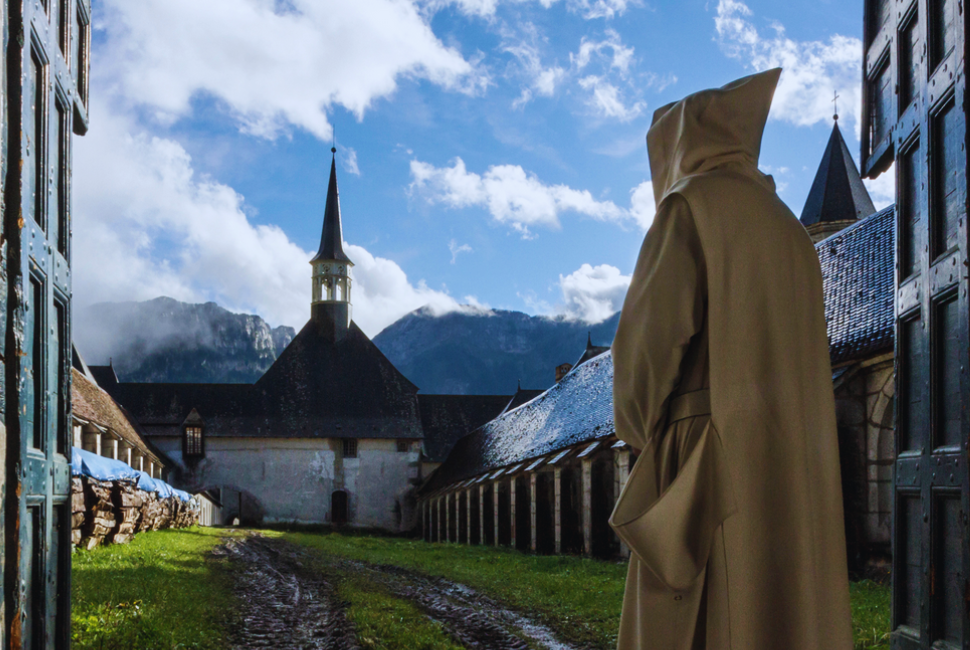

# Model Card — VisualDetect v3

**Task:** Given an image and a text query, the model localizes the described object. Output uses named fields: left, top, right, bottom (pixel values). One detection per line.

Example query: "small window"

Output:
left=396, top=440, right=409, bottom=453
left=185, top=426, right=203, bottom=456
left=342, top=438, right=358, bottom=458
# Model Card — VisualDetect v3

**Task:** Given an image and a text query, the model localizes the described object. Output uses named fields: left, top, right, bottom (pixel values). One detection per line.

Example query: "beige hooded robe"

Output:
left=608, top=69, right=853, bottom=650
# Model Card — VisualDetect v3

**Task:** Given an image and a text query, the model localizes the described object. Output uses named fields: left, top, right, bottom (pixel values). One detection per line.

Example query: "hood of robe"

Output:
left=647, top=68, right=782, bottom=208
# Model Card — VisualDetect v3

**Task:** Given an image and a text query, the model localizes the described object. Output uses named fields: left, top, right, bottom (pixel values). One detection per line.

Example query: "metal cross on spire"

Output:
left=832, top=90, right=840, bottom=122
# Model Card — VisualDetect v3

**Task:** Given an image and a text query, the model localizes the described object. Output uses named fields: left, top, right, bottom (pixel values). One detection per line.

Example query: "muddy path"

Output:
left=213, top=535, right=358, bottom=650
left=215, top=534, right=582, bottom=650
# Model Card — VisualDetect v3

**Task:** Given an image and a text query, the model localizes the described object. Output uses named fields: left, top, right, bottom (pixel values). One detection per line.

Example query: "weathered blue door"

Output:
left=3, top=0, right=89, bottom=646
left=861, top=0, right=969, bottom=648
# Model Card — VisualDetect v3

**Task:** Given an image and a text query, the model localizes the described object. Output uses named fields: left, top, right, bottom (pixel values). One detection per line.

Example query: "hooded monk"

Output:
left=609, top=69, right=854, bottom=650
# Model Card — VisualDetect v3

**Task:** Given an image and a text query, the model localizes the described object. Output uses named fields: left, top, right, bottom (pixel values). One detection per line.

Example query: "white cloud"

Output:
left=449, top=239, right=474, bottom=263
left=73, top=102, right=475, bottom=337
left=343, top=148, right=361, bottom=176
left=578, top=75, right=646, bottom=121
left=864, top=163, right=895, bottom=210
left=503, top=26, right=567, bottom=107
left=422, top=0, right=559, bottom=17
left=568, top=0, right=637, bottom=19
left=97, top=0, right=488, bottom=140
left=410, top=157, right=654, bottom=235
left=558, top=263, right=630, bottom=322
left=571, top=29, right=635, bottom=75
left=714, top=0, right=863, bottom=131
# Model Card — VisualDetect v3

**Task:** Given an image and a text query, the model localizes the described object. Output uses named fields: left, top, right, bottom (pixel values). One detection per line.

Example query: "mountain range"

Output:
left=73, top=298, right=620, bottom=393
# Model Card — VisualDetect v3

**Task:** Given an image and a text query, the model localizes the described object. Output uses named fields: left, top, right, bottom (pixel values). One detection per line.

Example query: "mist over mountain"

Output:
left=74, top=297, right=296, bottom=383
left=372, top=307, right=620, bottom=394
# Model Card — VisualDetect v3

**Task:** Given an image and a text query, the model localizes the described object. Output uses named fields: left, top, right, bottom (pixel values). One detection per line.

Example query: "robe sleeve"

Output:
left=611, top=194, right=706, bottom=451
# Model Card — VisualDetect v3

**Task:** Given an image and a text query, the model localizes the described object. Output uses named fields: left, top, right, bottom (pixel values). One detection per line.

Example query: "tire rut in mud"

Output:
left=213, top=535, right=358, bottom=650
left=216, top=534, right=582, bottom=650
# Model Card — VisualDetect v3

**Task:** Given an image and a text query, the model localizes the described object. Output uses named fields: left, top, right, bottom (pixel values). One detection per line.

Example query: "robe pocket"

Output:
left=609, top=420, right=737, bottom=592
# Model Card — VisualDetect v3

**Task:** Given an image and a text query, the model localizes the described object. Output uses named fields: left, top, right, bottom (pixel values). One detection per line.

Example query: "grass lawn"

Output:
left=282, top=530, right=892, bottom=650
left=70, top=527, right=891, bottom=650
left=71, top=526, right=239, bottom=650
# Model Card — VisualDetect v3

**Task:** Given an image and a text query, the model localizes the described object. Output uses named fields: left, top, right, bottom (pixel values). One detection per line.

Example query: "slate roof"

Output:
left=800, top=123, right=876, bottom=227
left=71, top=369, right=167, bottom=466
left=417, top=394, right=513, bottom=462
left=425, top=352, right=614, bottom=491
left=107, top=317, right=424, bottom=439
left=311, top=152, right=353, bottom=265
left=818, top=205, right=895, bottom=364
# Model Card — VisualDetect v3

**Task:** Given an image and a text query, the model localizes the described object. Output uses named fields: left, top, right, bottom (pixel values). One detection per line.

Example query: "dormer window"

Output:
left=182, top=408, right=205, bottom=458
left=185, top=426, right=203, bottom=456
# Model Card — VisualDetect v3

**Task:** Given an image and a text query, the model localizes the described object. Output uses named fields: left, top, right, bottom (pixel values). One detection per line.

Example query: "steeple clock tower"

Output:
left=311, top=147, right=354, bottom=338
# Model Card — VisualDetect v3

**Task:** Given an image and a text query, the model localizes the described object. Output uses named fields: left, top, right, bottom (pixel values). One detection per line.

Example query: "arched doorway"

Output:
left=331, top=490, right=348, bottom=525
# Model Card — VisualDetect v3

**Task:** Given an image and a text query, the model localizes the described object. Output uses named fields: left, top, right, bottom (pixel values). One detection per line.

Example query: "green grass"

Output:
left=282, top=531, right=628, bottom=649
left=850, top=579, right=891, bottom=650
left=338, top=575, right=464, bottom=650
left=283, top=531, right=893, bottom=650
left=71, top=527, right=238, bottom=650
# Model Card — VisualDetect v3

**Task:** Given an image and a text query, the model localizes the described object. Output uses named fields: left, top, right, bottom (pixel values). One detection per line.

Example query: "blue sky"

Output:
left=74, top=0, right=890, bottom=338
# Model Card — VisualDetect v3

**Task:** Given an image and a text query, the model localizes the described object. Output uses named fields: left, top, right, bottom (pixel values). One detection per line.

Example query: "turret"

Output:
left=311, top=147, right=354, bottom=337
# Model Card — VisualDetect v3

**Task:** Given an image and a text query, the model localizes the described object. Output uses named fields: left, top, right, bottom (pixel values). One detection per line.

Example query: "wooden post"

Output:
left=614, top=448, right=631, bottom=558
left=465, top=488, right=472, bottom=544
left=478, top=484, right=485, bottom=545
left=510, top=476, right=517, bottom=549
left=530, top=472, right=538, bottom=553
left=493, top=480, right=500, bottom=547
left=438, top=496, right=444, bottom=542
left=582, top=458, right=593, bottom=556
left=554, top=466, right=562, bottom=554
left=446, top=492, right=452, bottom=542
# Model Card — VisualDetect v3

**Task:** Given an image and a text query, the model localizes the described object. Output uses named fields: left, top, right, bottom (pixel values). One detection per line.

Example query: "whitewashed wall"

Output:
left=152, top=437, right=419, bottom=530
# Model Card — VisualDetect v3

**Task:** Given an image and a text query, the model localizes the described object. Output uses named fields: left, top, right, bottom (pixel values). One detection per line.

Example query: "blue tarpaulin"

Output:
left=71, top=447, right=191, bottom=501
left=71, top=447, right=141, bottom=482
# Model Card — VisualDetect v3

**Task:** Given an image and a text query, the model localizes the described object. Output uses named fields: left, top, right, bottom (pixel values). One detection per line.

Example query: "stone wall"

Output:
left=152, top=436, right=421, bottom=530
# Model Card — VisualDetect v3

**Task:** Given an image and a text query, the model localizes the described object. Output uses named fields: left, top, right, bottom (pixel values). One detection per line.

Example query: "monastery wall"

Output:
left=152, top=437, right=420, bottom=530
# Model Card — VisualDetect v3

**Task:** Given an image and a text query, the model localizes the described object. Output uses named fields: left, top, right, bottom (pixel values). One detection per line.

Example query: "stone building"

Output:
left=100, top=151, right=511, bottom=531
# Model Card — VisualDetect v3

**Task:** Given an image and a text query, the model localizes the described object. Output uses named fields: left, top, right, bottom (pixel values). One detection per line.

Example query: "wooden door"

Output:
left=862, top=0, right=969, bottom=647
left=3, top=0, right=89, bottom=646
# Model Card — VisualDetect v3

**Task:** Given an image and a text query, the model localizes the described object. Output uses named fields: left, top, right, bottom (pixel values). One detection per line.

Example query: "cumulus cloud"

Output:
left=96, top=0, right=488, bottom=140
left=558, top=263, right=631, bottom=322
left=714, top=0, right=863, bottom=131
left=409, top=157, right=655, bottom=235
left=73, top=103, right=473, bottom=337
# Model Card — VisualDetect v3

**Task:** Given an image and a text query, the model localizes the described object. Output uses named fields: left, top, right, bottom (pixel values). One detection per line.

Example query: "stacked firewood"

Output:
left=70, top=475, right=200, bottom=550
left=71, top=478, right=85, bottom=546
left=109, top=482, right=143, bottom=544
left=79, top=477, right=117, bottom=550
left=137, top=491, right=162, bottom=532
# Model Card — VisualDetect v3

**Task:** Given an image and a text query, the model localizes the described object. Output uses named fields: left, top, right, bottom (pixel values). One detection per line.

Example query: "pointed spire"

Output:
left=311, top=149, right=353, bottom=265
left=800, top=122, right=875, bottom=228
left=587, top=331, right=593, bottom=349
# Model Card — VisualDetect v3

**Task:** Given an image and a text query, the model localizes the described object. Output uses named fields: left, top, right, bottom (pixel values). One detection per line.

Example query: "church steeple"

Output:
left=310, top=148, right=354, bottom=336
left=799, top=121, right=876, bottom=243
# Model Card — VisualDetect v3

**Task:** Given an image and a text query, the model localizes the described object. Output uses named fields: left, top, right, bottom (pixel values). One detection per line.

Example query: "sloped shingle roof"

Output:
left=818, top=205, right=895, bottom=364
